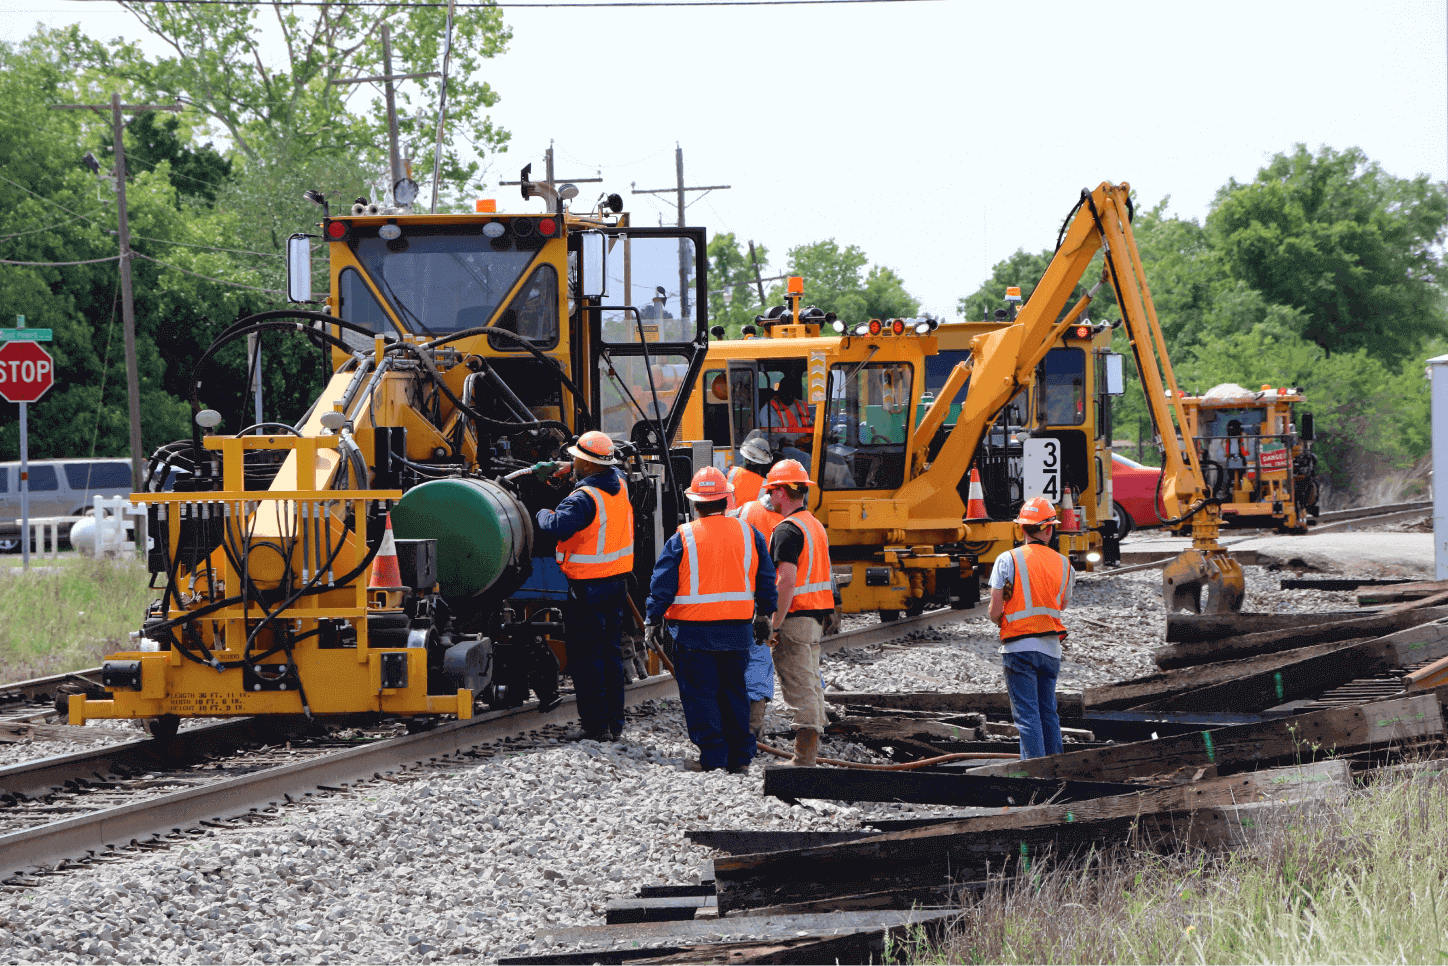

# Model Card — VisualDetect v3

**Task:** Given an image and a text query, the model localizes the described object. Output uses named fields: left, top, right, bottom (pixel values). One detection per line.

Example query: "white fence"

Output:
left=13, top=496, right=148, bottom=559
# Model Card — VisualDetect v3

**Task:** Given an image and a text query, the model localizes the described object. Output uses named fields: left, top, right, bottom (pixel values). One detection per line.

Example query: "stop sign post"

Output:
left=0, top=323, right=56, bottom=570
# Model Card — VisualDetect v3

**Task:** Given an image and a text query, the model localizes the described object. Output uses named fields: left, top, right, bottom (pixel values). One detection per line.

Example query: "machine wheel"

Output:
left=878, top=609, right=900, bottom=623
left=404, top=717, right=438, bottom=734
left=1113, top=502, right=1134, bottom=540
left=144, top=714, right=180, bottom=740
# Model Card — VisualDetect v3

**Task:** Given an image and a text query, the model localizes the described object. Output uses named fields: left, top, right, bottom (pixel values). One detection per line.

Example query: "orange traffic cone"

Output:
left=369, top=512, right=406, bottom=590
left=965, top=469, right=989, bottom=521
left=1059, top=489, right=1080, bottom=533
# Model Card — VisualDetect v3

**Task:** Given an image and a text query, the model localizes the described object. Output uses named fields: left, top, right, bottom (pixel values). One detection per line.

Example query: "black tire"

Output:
left=1113, top=502, right=1134, bottom=540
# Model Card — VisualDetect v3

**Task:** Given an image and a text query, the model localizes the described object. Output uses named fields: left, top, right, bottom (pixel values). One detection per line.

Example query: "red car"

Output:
left=1111, top=452, right=1164, bottom=537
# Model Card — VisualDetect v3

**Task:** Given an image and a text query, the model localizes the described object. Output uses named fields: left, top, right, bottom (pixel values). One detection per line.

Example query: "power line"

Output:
left=0, top=213, right=89, bottom=241
left=132, top=234, right=282, bottom=259
left=132, top=250, right=282, bottom=295
left=85, top=0, right=936, bottom=6
left=0, top=254, right=120, bottom=266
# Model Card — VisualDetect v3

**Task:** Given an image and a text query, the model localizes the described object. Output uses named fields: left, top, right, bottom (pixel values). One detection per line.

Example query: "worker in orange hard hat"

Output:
left=645, top=467, right=778, bottom=773
left=761, top=458, right=833, bottom=766
left=986, top=495, right=1075, bottom=759
left=535, top=430, right=634, bottom=741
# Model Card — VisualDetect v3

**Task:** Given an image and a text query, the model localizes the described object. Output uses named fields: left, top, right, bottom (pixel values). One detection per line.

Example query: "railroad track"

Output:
left=0, top=605, right=979, bottom=880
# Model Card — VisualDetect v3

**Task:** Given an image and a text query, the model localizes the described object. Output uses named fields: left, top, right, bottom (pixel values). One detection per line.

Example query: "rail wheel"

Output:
left=144, top=714, right=180, bottom=740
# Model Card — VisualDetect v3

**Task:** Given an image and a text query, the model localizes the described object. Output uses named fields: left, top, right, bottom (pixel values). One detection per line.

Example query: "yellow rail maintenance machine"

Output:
left=71, top=169, right=711, bottom=734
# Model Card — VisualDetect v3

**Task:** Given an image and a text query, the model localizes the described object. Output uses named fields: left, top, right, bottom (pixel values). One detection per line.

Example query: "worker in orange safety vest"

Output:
left=645, top=467, right=778, bottom=772
left=987, top=495, right=1075, bottom=759
left=726, top=434, right=773, bottom=510
left=535, top=431, right=635, bottom=742
left=763, top=459, right=834, bottom=766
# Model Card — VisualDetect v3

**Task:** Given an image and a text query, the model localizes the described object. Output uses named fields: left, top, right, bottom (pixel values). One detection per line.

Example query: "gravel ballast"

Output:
left=0, top=558, right=1412, bottom=963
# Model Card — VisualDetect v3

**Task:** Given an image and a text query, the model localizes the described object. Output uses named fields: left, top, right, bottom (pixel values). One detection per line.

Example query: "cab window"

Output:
left=822, top=362, right=912, bottom=490
left=1043, top=348, right=1086, bottom=426
left=489, top=264, right=559, bottom=351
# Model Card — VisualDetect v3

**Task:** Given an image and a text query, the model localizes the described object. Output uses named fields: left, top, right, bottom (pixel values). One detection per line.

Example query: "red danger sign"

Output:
left=0, top=340, right=55, bottom=403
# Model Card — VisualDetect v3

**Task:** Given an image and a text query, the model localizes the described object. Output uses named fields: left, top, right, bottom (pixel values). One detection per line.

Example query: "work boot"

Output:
left=791, top=728, right=819, bottom=767
left=749, top=699, right=769, bottom=737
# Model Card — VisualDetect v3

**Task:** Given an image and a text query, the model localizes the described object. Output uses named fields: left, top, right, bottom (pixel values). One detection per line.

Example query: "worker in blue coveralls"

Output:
left=534, top=431, right=634, bottom=742
left=645, top=466, right=778, bottom=773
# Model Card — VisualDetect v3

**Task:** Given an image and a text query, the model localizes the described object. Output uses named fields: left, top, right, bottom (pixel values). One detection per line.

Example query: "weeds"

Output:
left=900, top=768, right=1448, bottom=965
left=0, top=555, right=157, bottom=679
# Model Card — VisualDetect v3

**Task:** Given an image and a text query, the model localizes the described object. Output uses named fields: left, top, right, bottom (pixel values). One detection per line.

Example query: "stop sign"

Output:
left=0, top=340, right=55, bottom=403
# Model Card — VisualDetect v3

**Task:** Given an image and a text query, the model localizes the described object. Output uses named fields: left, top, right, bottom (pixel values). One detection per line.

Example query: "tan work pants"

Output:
left=774, top=615, right=826, bottom=733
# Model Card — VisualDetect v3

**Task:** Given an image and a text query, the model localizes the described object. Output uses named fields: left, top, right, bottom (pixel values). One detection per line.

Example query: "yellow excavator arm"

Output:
left=909, top=182, right=1243, bottom=613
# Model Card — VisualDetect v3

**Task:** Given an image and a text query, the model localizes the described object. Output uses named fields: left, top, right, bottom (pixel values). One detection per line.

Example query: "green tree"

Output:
left=101, top=111, right=233, bottom=205
left=706, top=232, right=769, bottom=338
left=52, top=0, right=511, bottom=200
left=1208, top=145, right=1448, bottom=360
left=767, top=239, right=921, bottom=328
left=955, top=247, right=1119, bottom=325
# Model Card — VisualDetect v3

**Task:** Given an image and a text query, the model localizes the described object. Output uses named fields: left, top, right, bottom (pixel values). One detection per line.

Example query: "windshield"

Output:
left=1043, top=347, right=1086, bottom=426
left=351, top=236, right=537, bottom=336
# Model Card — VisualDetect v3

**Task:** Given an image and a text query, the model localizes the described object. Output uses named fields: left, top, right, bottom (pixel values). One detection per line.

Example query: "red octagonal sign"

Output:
left=0, top=340, right=55, bottom=403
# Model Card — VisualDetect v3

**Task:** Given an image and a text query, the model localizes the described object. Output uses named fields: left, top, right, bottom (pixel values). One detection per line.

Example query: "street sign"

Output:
left=0, top=329, right=52, bottom=342
left=0, top=340, right=55, bottom=403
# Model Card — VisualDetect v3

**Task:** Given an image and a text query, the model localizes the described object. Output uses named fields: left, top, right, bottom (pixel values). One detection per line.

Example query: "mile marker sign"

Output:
left=0, top=340, right=55, bottom=403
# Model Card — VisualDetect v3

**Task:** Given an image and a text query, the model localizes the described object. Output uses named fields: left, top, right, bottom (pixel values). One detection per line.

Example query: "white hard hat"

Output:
left=739, top=436, right=772, bottom=465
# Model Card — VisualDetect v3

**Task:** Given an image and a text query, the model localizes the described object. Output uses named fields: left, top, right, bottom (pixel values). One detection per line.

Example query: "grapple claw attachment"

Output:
left=1162, top=549, right=1245, bottom=614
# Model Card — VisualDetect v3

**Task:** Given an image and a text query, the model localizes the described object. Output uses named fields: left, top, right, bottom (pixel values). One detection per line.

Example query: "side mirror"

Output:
left=287, top=233, right=313, bottom=303
left=1300, top=412, right=1315, bottom=441
left=579, top=231, right=606, bottom=298
left=1103, top=353, right=1126, bottom=396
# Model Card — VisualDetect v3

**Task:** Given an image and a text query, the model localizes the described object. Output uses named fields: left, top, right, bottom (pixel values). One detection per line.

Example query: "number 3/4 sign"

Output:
left=1023, top=438, right=1061, bottom=502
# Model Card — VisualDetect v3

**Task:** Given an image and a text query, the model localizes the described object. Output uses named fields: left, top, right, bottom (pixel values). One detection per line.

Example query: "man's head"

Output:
left=684, top=466, right=732, bottom=516
left=566, top=430, right=618, bottom=478
left=1015, top=495, right=1058, bottom=543
left=739, top=435, right=773, bottom=473
left=764, top=458, right=813, bottom=513
left=775, top=374, right=803, bottom=404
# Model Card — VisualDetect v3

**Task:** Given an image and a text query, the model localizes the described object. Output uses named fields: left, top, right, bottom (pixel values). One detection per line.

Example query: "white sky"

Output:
left=1, top=0, right=1445, bottom=319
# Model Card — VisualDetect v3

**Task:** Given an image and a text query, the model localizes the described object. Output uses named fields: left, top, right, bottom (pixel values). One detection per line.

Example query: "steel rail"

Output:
left=0, top=674, right=678, bottom=878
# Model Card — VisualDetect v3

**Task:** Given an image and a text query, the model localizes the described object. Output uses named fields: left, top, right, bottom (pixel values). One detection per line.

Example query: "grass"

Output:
left=0, top=554, right=159, bottom=680
left=899, top=766, right=1448, bottom=965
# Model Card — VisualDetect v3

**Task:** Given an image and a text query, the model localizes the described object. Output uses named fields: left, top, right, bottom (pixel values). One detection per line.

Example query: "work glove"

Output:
left=753, top=615, right=774, bottom=644
left=644, top=621, right=674, bottom=662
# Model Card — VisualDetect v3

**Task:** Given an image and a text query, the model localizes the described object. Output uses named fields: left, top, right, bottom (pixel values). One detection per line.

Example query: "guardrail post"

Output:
left=1430, top=353, right=1448, bottom=579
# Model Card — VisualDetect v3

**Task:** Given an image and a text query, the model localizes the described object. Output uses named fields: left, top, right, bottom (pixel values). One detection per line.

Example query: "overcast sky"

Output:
left=1, top=0, right=1445, bottom=320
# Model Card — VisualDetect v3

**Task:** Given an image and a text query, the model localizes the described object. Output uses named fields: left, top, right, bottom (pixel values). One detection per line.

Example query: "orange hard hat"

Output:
left=566, top=430, right=618, bottom=465
left=685, top=466, right=733, bottom=502
left=764, top=458, right=814, bottom=488
left=1015, top=496, right=1058, bottom=526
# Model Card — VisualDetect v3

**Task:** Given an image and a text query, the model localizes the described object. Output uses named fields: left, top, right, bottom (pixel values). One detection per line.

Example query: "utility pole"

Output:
left=499, top=142, right=603, bottom=199
left=330, top=26, right=440, bottom=202
left=52, top=97, right=181, bottom=495
left=631, top=145, right=729, bottom=327
left=748, top=240, right=767, bottom=307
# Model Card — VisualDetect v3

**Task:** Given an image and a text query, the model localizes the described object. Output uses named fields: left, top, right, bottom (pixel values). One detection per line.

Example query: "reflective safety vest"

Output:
left=733, top=497, right=784, bottom=540
left=768, top=397, right=812, bottom=432
left=780, top=510, right=834, bottom=612
left=727, top=465, right=765, bottom=509
left=998, top=542, right=1072, bottom=641
left=556, top=481, right=635, bottom=579
left=665, top=515, right=757, bottom=622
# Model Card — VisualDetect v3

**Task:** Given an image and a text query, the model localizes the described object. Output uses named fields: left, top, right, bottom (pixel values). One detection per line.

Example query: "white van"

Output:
left=0, top=458, right=135, bottom=551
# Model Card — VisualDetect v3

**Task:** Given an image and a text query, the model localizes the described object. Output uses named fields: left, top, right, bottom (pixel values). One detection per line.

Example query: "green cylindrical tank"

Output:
left=391, top=477, right=532, bottom=598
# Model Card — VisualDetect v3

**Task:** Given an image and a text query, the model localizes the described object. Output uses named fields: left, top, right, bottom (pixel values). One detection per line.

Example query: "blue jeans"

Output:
left=1003, top=650, right=1063, bottom=759
left=565, top=577, right=628, bottom=735
left=673, top=645, right=755, bottom=770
